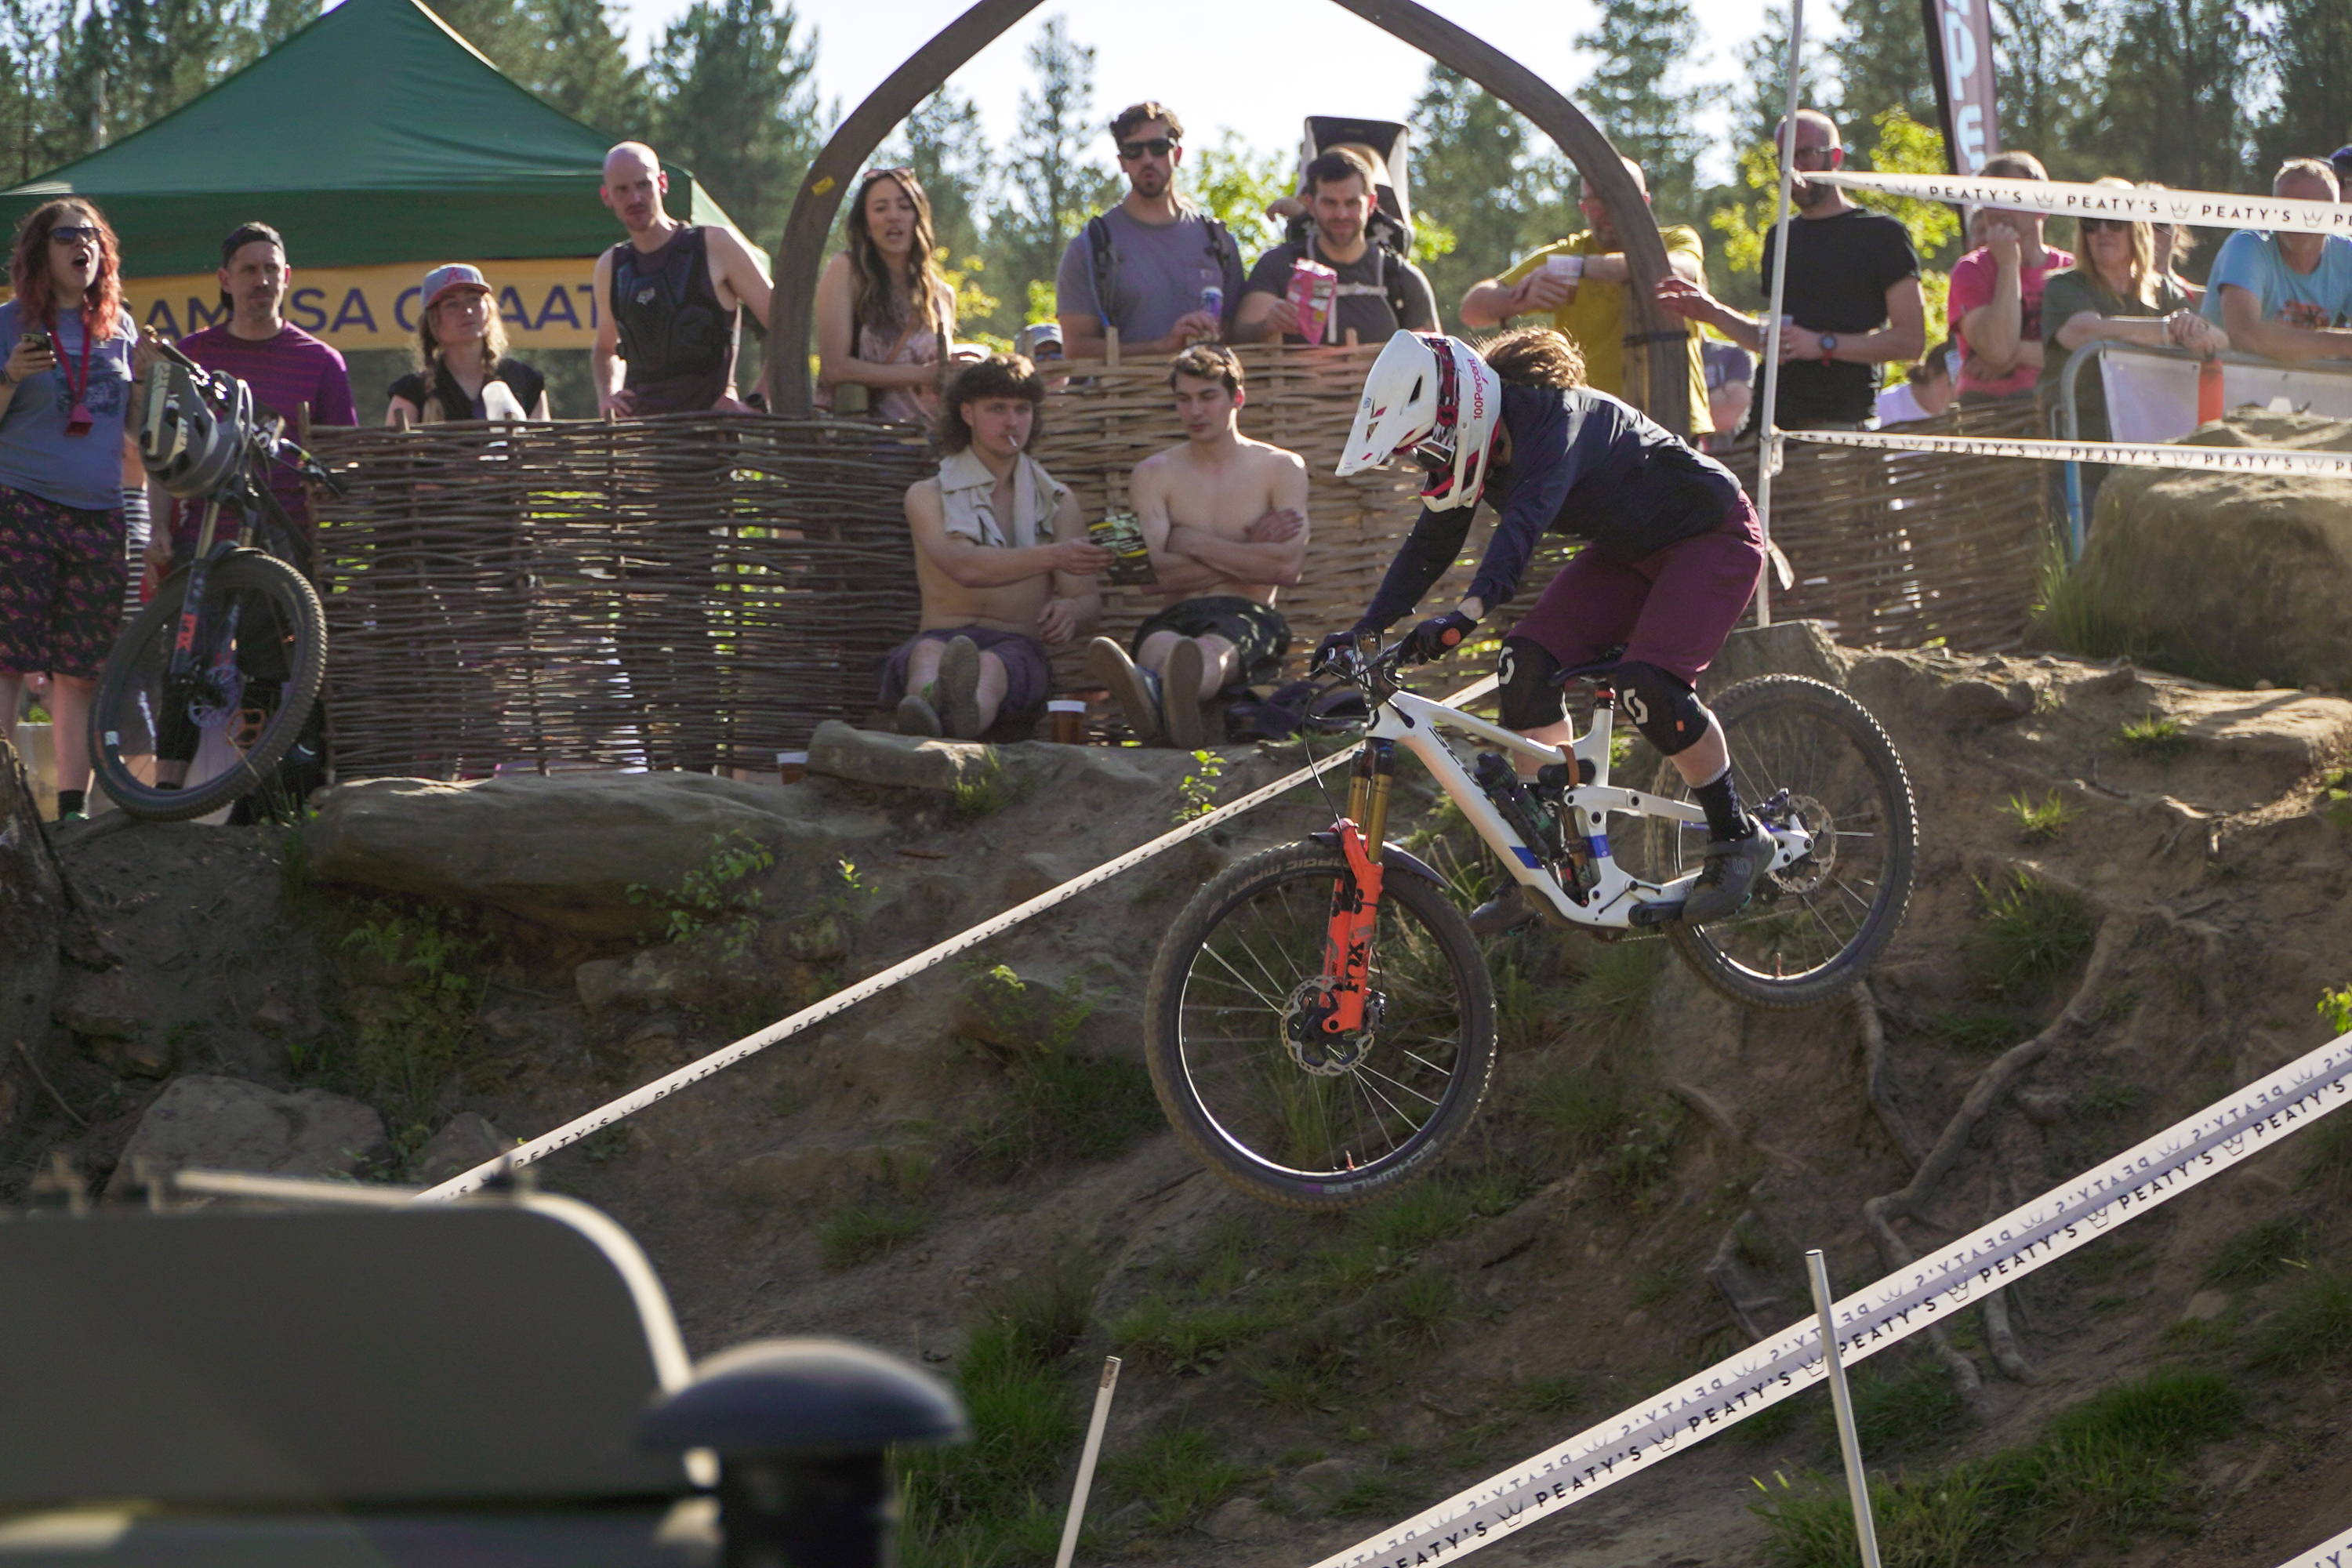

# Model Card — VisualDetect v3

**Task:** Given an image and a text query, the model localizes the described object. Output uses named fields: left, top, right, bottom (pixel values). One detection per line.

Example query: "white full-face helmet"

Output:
left=1334, top=330, right=1502, bottom=511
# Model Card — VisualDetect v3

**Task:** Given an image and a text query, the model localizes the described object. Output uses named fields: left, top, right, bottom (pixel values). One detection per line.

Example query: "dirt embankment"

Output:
left=5, top=624, right=2350, bottom=1568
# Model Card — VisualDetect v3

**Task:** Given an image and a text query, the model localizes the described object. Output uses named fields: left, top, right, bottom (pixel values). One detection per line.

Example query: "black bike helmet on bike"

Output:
left=137, top=361, right=246, bottom=500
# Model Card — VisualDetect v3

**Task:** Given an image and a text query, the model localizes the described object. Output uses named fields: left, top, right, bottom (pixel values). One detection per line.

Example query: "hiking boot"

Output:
left=1680, top=817, right=1773, bottom=925
left=1086, top=636, right=1163, bottom=743
left=1467, top=887, right=1539, bottom=938
left=938, top=634, right=985, bottom=739
left=895, top=692, right=942, bottom=737
left=1162, top=638, right=1210, bottom=750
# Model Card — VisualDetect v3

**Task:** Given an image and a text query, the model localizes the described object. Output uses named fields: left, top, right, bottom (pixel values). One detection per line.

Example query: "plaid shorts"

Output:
left=0, top=482, right=127, bottom=681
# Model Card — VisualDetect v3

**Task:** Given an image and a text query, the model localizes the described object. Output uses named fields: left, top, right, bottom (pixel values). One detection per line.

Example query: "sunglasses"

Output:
left=2079, top=217, right=2133, bottom=234
left=1118, top=136, right=1177, bottom=161
left=49, top=225, right=100, bottom=244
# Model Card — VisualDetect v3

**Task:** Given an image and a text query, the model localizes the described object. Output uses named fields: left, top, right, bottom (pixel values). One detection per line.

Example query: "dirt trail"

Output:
left=6, top=625, right=2350, bottom=1568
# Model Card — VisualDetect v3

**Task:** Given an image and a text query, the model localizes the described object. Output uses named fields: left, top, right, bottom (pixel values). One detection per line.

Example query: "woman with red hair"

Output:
left=0, top=198, right=154, bottom=821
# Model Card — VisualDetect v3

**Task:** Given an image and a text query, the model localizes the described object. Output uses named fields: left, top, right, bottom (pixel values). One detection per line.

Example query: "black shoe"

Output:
left=1467, top=888, right=1538, bottom=938
left=1681, top=817, right=1773, bottom=924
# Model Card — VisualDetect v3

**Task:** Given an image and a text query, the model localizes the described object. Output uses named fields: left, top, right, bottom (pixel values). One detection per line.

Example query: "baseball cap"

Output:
left=2332, top=145, right=2352, bottom=172
left=421, top=263, right=492, bottom=308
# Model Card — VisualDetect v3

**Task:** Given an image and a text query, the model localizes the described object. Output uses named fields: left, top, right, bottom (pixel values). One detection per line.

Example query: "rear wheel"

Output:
left=89, top=551, right=327, bottom=822
left=1144, top=841, right=1497, bottom=1209
left=1641, top=675, right=1915, bottom=1009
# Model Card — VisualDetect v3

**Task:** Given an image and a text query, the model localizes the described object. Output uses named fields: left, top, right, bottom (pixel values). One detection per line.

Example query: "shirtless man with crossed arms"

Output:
left=1087, top=344, right=1311, bottom=747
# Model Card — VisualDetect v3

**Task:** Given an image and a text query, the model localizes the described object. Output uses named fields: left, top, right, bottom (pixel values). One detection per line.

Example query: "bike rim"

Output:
left=1174, top=867, right=1475, bottom=1184
left=95, top=579, right=299, bottom=810
left=1650, top=703, right=1900, bottom=983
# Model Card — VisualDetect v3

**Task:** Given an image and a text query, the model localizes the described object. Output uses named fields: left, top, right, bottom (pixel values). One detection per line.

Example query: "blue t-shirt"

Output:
left=2199, top=230, right=2352, bottom=334
left=0, top=299, right=137, bottom=511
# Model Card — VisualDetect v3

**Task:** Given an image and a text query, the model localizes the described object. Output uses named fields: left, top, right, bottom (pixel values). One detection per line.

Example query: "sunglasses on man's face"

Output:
left=1118, top=136, right=1177, bottom=161
left=49, top=226, right=100, bottom=245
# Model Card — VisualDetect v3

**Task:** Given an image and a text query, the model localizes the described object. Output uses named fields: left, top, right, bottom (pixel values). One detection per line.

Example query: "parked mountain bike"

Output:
left=89, top=339, right=343, bottom=821
left=1144, top=639, right=1915, bottom=1209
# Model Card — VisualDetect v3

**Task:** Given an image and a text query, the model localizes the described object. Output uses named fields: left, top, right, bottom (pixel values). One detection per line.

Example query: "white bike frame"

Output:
left=1367, top=686, right=1810, bottom=931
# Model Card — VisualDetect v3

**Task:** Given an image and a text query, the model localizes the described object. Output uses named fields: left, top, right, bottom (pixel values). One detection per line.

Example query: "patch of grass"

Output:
left=1329, top=1472, right=1420, bottom=1518
left=818, top=1200, right=924, bottom=1272
left=2115, top=710, right=2189, bottom=758
left=1844, top=1356, right=1968, bottom=1455
left=2200, top=1214, right=2310, bottom=1289
left=959, top=968, right=1159, bottom=1180
left=2298, top=1114, right=2352, bottom=1201
left=1735, top=1399, right=1802, bottom=1448
left=1246, top=1333, right=1352, bottom=1414
left=2318, top=769, right=2352, bottom=830
left=949, top=750, right=1024, bottom=818
left=1526, top=1064, right=1635, bottom=1157
left=1965, top=873, right=2096, bottom=1001
left=2003, top=789, right=2079, bottom=841
left=1568, top=940, right=1664, bottom=1026
left=1501, top=1373, right=1585, bottom=1416
left=1600, top=1097, right=1686, bottom=1200
left=2247, top=1269, right=2352, bottom=1373
left=1109, top=1294, right=1267, bottom=1376
left=1354, top=1181, right=1477, bottom=1254
left=1918, top=1006, right=2024, bottom=1054
left=1493, top=952, right=1573, bottom=1051
left=323, top=898, right=489, bottom=1150
left=1099, top=1427, right=1248, bottom=1530
left=1756, top=1465, right=1998, bottom=1568
left=1381, top=1271, right=1462, bottom=1346
left=1632, top=1265, right=1686, bottom=1307
left=2030, top=537, right=2143, bottom=666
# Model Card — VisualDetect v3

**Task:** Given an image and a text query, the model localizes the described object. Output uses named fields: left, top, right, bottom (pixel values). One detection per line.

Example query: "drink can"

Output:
left=1046, top=699, right=1087, bottom=745
left=777, top=749, right=808, bottom=784
left=1200, top=285, right=1225, bottom=321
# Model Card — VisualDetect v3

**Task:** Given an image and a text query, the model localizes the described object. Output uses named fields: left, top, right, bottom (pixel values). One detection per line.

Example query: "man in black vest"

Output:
left=593, top=142, right=774, bottom=415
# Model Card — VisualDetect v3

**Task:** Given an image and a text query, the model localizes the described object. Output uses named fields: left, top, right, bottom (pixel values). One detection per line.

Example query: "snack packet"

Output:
left=1287, top=258, right=1339, bottom=346
left=1089, top=512, right=1156, bottom=586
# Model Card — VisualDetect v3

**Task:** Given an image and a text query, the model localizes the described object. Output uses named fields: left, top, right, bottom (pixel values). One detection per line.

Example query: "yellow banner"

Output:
left=122, top=258, right=602, bottom=351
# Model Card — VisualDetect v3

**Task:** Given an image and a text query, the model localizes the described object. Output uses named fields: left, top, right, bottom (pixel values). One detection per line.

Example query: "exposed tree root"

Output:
left=1706, top=1211, right=1784, bottom=1342
left=1856, top=983, right=1929, bottom=1163
left=1978, top=1171, right=2042, bottom=1384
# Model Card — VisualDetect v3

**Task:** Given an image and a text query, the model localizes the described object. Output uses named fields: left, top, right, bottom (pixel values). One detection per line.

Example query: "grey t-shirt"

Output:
left=1243, top=237, right=1438, bottom=344
left=1056, top=205, right=1246, bottom=344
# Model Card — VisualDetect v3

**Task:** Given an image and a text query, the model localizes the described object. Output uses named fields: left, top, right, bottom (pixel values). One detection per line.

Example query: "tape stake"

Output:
left=1781, top=426, right=2352, bottom=479
left=1814, top=170, right=2352, bottom=239
left=1307, top=1029, right=2352, bottom=1568
left=416, top=674, right=1501, bottom=1202
left=2273, top=1519, right=2352, bottom=1568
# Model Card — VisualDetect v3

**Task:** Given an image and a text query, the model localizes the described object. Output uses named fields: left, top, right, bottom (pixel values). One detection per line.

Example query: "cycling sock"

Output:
left=1692, top=765, right=1748, bottom=841
left=56, top=789, right=85, bottom=816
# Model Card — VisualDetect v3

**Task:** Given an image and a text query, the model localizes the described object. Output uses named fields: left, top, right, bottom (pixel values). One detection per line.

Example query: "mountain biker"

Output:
left=1317, top=327, right=1769, bottom=933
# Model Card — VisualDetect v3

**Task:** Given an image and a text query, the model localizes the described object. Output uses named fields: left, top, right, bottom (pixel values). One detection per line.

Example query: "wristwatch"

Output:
left=1817, top=332, right=1840, bottom=365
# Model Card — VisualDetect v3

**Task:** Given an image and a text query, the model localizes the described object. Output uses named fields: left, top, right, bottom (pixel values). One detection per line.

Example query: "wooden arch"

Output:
left=764, top=0, right=1689, bottom=434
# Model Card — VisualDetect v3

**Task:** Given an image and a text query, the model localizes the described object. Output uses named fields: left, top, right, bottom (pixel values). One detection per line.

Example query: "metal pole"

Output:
left=1053, top=1356, right=1122, bottom=1568
left=1806, top=1249, right=1883, bottom=1568
left=1752, top=0, right=1807, bottom=629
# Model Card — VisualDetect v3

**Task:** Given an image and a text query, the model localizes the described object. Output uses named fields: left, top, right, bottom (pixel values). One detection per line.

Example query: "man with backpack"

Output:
left=1055, top=103, right=1247, bottom=358
left=1236, top=147, right=1438, bottom=344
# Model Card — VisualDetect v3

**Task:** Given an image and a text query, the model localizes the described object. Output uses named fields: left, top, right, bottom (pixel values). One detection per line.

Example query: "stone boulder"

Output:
left=2077, top=410, right=2352, bottom=689
left=107, top=1074, right=390, bottom=1194
left=412, top=1111, right=510, bottom=1185
left=304, top=771, right=891, bottom=938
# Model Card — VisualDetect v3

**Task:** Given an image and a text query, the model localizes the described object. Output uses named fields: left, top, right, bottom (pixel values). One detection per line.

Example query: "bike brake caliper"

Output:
left=1317, top=819, right=1385, bottom=1037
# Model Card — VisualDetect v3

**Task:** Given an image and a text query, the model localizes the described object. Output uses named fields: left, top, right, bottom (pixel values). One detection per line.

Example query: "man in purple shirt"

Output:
left=148, top=222, right=356, bottom=581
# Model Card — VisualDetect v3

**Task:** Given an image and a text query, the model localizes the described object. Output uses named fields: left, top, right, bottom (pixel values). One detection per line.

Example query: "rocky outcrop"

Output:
left=107, top=1074, right=390, bottom=1193
left=2078, top=410, right=2352, bottom=688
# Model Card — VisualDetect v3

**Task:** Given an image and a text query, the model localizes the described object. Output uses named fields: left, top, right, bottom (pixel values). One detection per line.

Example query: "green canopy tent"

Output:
left=0, top=0, right=738, bottom=278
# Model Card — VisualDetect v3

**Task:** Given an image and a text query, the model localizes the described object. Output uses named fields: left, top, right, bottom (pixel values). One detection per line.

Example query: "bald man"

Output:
left=593, top=141, right=775, bottom=414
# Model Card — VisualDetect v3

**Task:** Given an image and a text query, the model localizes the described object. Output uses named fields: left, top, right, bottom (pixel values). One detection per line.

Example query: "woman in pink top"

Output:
left=815, top=169, right=956, bottom=424
left=1947, top=151, right=2074, bottom=404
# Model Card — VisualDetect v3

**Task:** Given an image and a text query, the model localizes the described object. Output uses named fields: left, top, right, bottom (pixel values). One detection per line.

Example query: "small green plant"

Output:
left=327, top=898, right=489, bottom=1142
left=2299, top=1114, right=2352, bottom=1201
left=1844, top=1356, right=1967, bottom=1455
left=1381, top=1270, right=1461, bottom=1345
left=1174, top=748, right=1228, bottom=822
left=2003, top=789, right=2078, bottom=840
left=1920, top=1006, right=2022, bottom=1054
left=1632, top=1265, right=1686, bottom=1307
left=2200, top=1214, right=2309, bottom=1288
left=949, top=750, right=1023, bottom=819
left=1502, top=1374, right=1584, bottom=1415
left=1329, top=1472, right=1419, bottom=1517
left=819, top=1200, right=925, bottom=1272
left=1109, top=1294, right=1266, bottom=1375
left=626, top=828, right=775, bottom=958
left=2248, top=1269, right=2352, bottom=1372
left=1601, top=1098, right=1685, bottom=1199
left=1569, top=940, right=1663, bottom=1026
left=2030, top=533, right=2144, bottom=666
left=1100, top=1427, right=1247, bottom=1530
left=1527, top=1065, right=1632, bottom=1157
left=2320, top=983, right=2352, bottom=1036
left=2318, top=769, right=2352, bottom=829
left=959, top=967, right=1160, bottom=1179
left=1966, top=872, right=2096, bottom=1000
left=2116, top=710, right=2188, bottom=757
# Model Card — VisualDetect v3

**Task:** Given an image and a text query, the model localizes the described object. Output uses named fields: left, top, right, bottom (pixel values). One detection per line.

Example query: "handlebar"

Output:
left=144, top=329, right=348, bottom=498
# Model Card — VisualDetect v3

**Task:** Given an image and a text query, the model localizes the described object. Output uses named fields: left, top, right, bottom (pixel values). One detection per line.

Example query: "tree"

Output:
left=1733, top=5, right=1829, bottom=157
left=431, top=0, right=652, bottom=139
left=1407, top=67, right=1566, bottom=314
left=1832, top=0, right=1937, bottom=137
left=2082, top=0, right=2256, bottom=194
left=1574, top=0, right=1718, bottom=223
left=993, top=16, right=1116, bottom=324
left=1186, top=130, right=1290, bottom=258
left=1991, top=0, right=2101, bottom=178
left=2252, top=0, right=2352, bottom=176
left=901, top=88, right=990, bottom=271
left=644, top=0, right=824, bottom=248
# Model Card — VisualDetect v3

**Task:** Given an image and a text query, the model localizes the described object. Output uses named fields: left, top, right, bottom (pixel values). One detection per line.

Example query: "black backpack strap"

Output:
left=1085, top=215, right=1117, bottom=327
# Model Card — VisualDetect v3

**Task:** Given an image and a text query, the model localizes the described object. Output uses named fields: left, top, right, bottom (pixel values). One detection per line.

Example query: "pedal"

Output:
left=1629, top=898, right=1686, bottom=928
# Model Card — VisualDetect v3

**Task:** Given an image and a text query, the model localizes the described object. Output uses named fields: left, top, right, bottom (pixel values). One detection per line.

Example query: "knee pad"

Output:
left=1615, top=660, right=1710, bottom=757
left=1495, top=637, right=1565, bottom=731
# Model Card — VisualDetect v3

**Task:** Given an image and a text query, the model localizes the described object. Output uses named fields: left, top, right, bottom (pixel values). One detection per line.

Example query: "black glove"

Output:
left=1399, top=609, right=1478, bottom=665
left=1313, top=628, right=1371, bottom=677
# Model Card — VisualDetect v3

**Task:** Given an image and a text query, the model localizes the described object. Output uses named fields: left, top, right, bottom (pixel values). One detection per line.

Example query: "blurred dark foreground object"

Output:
left=0, top=1172, right=967, bottom=1566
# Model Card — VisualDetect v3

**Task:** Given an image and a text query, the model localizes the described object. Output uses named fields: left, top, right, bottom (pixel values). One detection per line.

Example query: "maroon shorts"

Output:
left=880, top=626, right=1052, bottom=720
left=0, top=483, right=128, bottom=681
left=1505, top=495, right=1765, bottom=686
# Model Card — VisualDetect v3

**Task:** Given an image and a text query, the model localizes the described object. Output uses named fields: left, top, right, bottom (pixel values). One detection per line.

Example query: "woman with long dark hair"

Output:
left=0, top=198, right=154, bottom=820
left=814, top=168, right=956, bottom=422
left=387, top=263, right=550, bottom=423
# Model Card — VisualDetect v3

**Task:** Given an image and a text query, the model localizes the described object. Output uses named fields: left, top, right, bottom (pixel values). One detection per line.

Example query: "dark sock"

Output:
left=56, top=788, right=85, bottom=816
left=1692, top=766, right=1748, bottom=841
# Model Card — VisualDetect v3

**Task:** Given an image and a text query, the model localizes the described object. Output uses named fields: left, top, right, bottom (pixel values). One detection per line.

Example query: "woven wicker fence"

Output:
left=304, top=356, right=2046, bottom=777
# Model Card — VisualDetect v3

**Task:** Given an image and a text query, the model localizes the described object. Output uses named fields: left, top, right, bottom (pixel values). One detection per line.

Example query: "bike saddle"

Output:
left=1548, top=645, right=1628, bottom=687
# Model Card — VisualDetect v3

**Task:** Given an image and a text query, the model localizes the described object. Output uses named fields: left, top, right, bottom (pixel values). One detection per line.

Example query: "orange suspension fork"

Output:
left=1319, top=742, right=1395, bottom=1036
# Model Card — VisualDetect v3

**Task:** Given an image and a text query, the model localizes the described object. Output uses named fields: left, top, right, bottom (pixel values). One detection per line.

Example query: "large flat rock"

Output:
left=107, top=1074, right=389, bottom=1194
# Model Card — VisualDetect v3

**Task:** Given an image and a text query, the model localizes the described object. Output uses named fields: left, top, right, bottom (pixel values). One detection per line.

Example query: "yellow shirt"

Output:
left=1498, top=226, right=1712, bottom=436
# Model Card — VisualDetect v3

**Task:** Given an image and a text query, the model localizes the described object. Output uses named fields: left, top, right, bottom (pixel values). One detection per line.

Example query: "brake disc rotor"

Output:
left=1766, top=793, right=1836, bottom=895
left=1281, top=977, right=1383, bottom=1076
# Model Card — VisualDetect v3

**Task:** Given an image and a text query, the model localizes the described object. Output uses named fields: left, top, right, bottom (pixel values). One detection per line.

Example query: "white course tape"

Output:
left=1816, top=170, right=2352, bottom=238
left=1309, top=1027, right=2352, bottom=1568
left=1782, top=426, right=2352, bottom=478
left=416, top=673, right=1500, bottom=1202
left=2275, top=1522, right=2352, bottom=1568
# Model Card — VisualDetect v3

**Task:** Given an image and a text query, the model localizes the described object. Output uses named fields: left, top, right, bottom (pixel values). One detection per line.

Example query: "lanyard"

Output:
left=49, top=307, right=94, bottom=436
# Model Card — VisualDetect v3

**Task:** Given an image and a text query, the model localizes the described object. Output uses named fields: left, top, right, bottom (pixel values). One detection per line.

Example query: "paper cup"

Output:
left=777, top=749, right=808, bottom=784
left=1046, top=699, right=1088, bottom=746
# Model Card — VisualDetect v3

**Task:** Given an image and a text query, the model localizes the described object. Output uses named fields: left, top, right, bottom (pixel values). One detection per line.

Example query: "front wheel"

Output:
left=1642, top=674, right=1917, bottom=1009
left=1144, top=842, right=1497, bottom=1210
left=89, top=551, right=327, bottom=822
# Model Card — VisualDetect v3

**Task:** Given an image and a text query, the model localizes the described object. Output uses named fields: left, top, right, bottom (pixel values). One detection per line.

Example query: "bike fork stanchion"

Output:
left=1806, top=1248, right=1884, bottom=1568
left=1053, top=1357, right=1122, bottom=1568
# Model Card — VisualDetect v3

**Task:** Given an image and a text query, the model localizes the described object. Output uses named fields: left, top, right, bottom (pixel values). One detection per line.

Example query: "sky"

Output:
left=611, top=0, right=1789, bottom=189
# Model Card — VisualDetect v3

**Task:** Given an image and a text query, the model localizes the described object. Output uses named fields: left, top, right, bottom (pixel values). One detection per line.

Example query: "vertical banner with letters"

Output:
left=1918, top=0, right=2001, bottom=172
